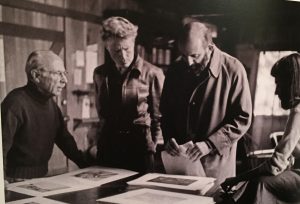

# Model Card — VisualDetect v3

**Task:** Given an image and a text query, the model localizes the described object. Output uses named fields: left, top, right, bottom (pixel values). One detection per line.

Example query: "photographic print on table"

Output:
left=23, top=202, right=39, bottom=204
left=18, top=181, right=69, bottom=193
left=126, top=192, right=187, bottom=203
left=6, top=197, right=69, bottom=204
left=73, top=170, right=118, bottom=181
left=97, top=188, right=215, bottom=204
left=127, top=173, right=215, bottom=193
left=148, top=176, right=197, bottom=186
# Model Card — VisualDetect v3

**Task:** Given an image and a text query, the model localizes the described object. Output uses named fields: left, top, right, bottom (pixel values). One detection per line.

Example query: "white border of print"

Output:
left=7, top=166, right=137, bottom=197
left=6, top=196, right=68, bottom=204
left=97, top=188, right=215, bottom=204
left=127, top=173, right=215, bottom=193
left=52, top=166, right=137, bottom=187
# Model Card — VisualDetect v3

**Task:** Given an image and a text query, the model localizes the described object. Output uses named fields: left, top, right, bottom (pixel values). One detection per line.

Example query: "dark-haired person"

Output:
left=93, top=16, right=164, bottom=173
left=1, top=50, right=88, bottom=184
left=221, top=53, right=300, bottom=204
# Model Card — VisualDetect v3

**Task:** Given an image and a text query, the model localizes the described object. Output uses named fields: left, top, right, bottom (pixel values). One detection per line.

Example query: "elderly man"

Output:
left=160, top=22, right=252, bottom=183
left=93, top=16, right=165, bottom=173
left=1, top=50, right=88, bottom=183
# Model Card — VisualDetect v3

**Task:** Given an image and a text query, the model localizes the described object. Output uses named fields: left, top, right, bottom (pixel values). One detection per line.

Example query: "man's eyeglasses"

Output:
left=38, top=69, right=68, bottom=78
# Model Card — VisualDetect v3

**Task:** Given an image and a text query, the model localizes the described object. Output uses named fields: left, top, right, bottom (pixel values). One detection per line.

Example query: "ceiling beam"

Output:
left=0, top=22, right=64, bottom=42
left=0, top=0, right=102, bottom=24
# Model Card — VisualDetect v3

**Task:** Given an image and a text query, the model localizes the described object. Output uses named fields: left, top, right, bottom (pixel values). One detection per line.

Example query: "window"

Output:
left=254, top=51, right=295, bottom=116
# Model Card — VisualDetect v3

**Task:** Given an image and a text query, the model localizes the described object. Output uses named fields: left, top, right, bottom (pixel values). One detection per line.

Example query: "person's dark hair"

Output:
left=271, top=53, right=300, bottom=108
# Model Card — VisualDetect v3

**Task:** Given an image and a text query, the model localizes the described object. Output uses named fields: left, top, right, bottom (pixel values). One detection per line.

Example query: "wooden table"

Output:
left=5, top=190, right=32, bottom=203
left=5, top=173, right=219, bottom=204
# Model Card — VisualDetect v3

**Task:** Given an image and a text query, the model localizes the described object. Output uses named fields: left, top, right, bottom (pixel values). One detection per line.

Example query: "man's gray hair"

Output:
left=25, top=50, right=59, bottom=80
left=101, top=16, right=138, bottom=41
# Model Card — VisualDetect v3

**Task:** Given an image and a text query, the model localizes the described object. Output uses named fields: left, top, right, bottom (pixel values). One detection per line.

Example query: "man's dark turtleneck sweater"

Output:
left=1, top=82, right=87, bottom=179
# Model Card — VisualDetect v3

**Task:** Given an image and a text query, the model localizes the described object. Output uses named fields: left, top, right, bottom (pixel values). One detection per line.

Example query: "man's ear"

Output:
left=31, top=69, right=40, bottom=83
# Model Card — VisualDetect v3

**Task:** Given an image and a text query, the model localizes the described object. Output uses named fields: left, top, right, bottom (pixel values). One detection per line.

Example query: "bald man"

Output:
left=1, top=50, right=88, bottom=183
left=160, top=22, right=252, bottom=184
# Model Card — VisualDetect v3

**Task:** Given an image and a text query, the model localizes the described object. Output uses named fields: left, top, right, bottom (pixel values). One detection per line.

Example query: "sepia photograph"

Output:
left=97, top=188, right=215, bottom=204
left=6, top=197, right=68, bottom=204
left=148, top=176, right=197, bottom=186
left=73, top=170, right=117, bottom=181
left=18, top=182, right=68, bottom=193
left=6, top=179, right=74, bottom=197
left=1, top=0, right=300, bottom=203
left=127, top=173, right=215, bottom=193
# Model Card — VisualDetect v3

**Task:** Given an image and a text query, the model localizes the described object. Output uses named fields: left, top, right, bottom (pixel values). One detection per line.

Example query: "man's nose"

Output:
left=61, top=74, right=68, bottom=84
left=187, top=56, right=195, bottom=66
left=119, top=50, right=127, bottom=58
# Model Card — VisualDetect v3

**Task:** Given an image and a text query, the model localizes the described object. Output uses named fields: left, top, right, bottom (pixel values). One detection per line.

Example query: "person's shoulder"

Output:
left=211, top=48, right=246, bottom=81
left=93, top=64, right=107, bottom=75
left=141, top=59, right=164, bottom=76
left=93, top=64, right=109, bottom=84
left=2, top=87, right=26, bottom=105
left=220, top=50, right=244, bottom=73
left=1, top=86, right=27, bottom=114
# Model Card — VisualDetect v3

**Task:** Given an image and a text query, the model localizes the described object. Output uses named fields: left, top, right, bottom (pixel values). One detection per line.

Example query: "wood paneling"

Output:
left=64, top=0, right=140, bottom=15
left=1, top=6, right=63, bottom=31
left=0, top=0, right=102, bottom=24
left=0, top=22, right=64, bottom=42
left=3, top=37, right=52, bottom=93
left=0, top=35, right=6, bottom=101
left=29, top=0, right=65, bottom=7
